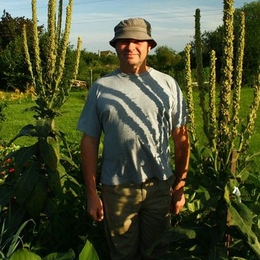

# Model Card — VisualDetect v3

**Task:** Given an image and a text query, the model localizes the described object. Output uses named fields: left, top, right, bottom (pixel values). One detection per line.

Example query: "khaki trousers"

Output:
left=102, top=176, right=174, bottom=260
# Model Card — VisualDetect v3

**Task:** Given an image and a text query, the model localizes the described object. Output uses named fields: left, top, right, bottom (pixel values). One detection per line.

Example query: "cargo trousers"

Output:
left=101, top=176, right=174, bottom=260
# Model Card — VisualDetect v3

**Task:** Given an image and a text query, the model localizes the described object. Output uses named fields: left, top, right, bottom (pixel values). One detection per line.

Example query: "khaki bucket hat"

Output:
left=109, top=18, right=157, bottom=49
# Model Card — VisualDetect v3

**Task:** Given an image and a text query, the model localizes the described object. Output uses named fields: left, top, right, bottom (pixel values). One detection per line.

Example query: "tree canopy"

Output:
left=0, top=11, right=44, bottom=90
left=189, top=0, right=260, bottom=85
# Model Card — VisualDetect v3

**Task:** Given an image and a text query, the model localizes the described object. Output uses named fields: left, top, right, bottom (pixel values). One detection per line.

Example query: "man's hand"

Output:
left=170, top=187, right=185, bottom=215
left=87, top=192, right=104, bottom=222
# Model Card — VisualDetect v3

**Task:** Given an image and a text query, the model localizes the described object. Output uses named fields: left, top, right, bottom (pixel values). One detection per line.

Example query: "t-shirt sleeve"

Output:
left=77, top=84, right=102, bottom=138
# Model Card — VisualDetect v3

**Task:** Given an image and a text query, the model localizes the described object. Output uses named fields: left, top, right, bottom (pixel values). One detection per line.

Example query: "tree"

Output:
left=235, top=1, right=260, bottom=84
left=0, top=36, right=32, bottom=90
left=152, top=45, right=181, bottom=76
left=0, top=11, right=44, bottom=90
left=189, top=0, right=260, bottom=85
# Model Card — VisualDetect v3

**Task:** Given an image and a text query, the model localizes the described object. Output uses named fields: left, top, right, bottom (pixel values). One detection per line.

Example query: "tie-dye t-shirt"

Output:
left=77, top=68, right=188, bottom=185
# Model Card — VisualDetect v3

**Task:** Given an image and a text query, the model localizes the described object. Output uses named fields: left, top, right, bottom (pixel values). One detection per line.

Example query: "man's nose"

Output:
left=126, top=41, right=136, bottom=49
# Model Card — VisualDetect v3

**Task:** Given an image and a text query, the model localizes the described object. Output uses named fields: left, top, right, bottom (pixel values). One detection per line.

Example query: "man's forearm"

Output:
left=80, top=134, right=100, bottom=196
left=172, top=125, right=190, bottom=190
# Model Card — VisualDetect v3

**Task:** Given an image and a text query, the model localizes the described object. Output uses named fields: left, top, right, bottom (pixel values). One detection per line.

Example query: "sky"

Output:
left=0, top=0, right=255, bottom=54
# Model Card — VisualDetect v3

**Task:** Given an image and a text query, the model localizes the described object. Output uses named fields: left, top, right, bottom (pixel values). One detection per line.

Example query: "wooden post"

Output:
left=231, top=149, right=237, bottom=175
left=90, top=69, right=93, bottom=88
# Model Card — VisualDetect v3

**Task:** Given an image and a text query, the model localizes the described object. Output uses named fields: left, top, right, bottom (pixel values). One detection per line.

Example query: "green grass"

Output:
left=191, top=88, right=260, bottom=155
left=0, top=88, right=88, bottom=146
left=1, top=87, right=259, bottom=157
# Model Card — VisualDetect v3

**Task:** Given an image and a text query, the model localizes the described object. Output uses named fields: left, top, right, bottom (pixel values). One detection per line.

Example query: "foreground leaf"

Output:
left=79, top=240, right=99, bottom=260
left=10, top=248, right=41, bottom=260
left=43, top=248, right=75, bottom=260
left=229, top=203, right=260, bottom=258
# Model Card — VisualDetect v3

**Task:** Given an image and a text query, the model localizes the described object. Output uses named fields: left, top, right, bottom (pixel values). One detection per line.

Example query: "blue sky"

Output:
left=0, top=0, right=254, bottom=53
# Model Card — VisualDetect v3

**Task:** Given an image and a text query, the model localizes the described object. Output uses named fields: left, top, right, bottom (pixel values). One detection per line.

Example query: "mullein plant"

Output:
left=231, top=11, right=245, bottom=147
left=184, top=44, right=197, bottom=148
left=0, top=0, right=82, bottom=245
left=208, top=50, right=217, bottom=153
left=159, top=0, right=260, bottom=258
left=23, top=0, right=82, bottom=120
left=189, top=1, right=250, bottom=175
left=195, top=9, right=208, bottom=137
left=218, top=0, right=234, bottom=167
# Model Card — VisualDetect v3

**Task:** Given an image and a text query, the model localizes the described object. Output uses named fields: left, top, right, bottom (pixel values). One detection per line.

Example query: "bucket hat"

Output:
left=109, top=18, right=157, bottom=49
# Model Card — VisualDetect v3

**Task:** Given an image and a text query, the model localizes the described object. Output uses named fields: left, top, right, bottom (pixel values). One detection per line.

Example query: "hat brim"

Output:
left=109, top=35, right=157, bottom=49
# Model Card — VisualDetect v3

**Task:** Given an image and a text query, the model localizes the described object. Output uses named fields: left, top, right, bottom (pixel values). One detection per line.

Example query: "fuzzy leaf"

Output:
left=10, top=248, right=41, bottom=260
left=56, top=163, right=67, bottom=188
left=79, top=240, right=99, bottom=260
left=40, top=137, right=60, bottom=170
left=47, top=167, right=62, bottom=195
left=42, top=248, right=75, bottom=260
left=9, top=124, right=37, bottom=144
left=60, top=152, right=78, bottom=168
left=26, top=175, right=47, bottom=218
left=13, top=144, right=37, bottom=177
left=0, top=185, right=14, bottom=207
left=15, top=161, right=40, bottom=205
left=229, top=203, right=260, bottom=258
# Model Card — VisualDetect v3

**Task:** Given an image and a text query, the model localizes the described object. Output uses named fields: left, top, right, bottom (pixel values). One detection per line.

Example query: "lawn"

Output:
left=1, top=87, right=260, bottom=156
left=0, top=88, right=87, bottom=146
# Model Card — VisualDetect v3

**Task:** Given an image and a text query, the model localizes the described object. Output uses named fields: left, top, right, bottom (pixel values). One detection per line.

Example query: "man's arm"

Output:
left=170, top=125, right=190, bottom=214
left=80, top=133, right=104, bottom=221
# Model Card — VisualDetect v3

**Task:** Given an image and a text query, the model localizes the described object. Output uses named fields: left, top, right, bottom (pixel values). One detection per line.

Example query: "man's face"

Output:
left=115, top=39, right=151, bottom=72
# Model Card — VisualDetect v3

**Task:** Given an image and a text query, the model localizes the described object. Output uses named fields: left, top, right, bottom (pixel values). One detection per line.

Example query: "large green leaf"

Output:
left=46, top=167, right=62, bottom=195
left=60, top=152, right=78, bottom=168
left=8, top=124, right=37, bottom=144
left=79, top=240, right=99, bottom=260
left=229, top=203, right=260, bottom=258
left=42, top=248, right=75, bottom=260
left=26, top=175, right=47, bottom=218
left=13, top=144, right=37, bottom=177
left=15, top=161, right=40, bottom=205
left=39, top=137, right=60, bottom=170
left=0, top=184, right=14, bottom=207
left=4, top=203, right=27, bottom=237
left=232, top=199, right=253, bottom=227
left=56, top=163, right=71, bottom=192
left=10, top=248, right=41, bottom=260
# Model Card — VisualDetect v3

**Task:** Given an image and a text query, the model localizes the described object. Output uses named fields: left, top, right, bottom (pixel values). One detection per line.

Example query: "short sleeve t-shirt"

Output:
left=77, top=68, right=188, bottom=185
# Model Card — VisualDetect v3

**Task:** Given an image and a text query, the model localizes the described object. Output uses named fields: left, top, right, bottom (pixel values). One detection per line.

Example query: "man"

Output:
left=77, top=18, right=190, bottom=260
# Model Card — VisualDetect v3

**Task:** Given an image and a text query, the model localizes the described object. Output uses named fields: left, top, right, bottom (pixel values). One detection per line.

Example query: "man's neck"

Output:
left=119, top=63, right=149, bottom=74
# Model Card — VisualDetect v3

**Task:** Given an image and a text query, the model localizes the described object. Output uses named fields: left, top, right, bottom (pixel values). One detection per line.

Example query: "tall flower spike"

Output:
left=31, top=0, right=43, bottom=90
left=195, top=9, right=208, bottom=139
left=218, top=0, right=234, bottom=164
left=240, top=74, right=260, bottom=152
left=73, top=37, right=82, bottom=82
left=46, top=0, right=57, bottom=87
left=22, top=25, right=35, bottom=86
left=185, top=44, right=198, bottom=147
left=231, top=11, right=245, bottom=148
left=209, top=50, right=217, bottom=151
left=56, top=0, right=63, bottom=44
left=54, top=0, right=73, bottom=89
